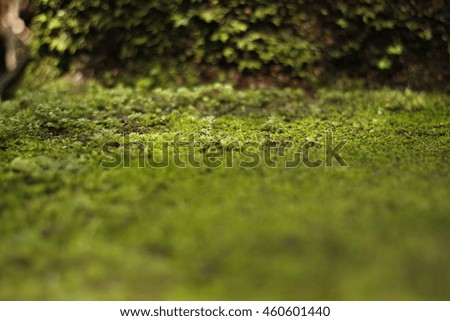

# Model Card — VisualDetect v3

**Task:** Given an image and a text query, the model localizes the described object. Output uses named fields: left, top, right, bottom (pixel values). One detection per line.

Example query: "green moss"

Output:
left=1, top=81, right=450, bottom=299
left=30, top=0, right=449, bottom=90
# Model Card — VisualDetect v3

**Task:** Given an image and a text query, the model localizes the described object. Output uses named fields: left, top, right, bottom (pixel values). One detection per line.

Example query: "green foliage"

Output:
left=31, top=0, right=449, bottom=90
left=1, top=81, right=450, bottom=299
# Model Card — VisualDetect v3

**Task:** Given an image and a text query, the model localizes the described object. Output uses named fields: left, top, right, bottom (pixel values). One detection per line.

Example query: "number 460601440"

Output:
left=262, top=306, right=331, bottom=317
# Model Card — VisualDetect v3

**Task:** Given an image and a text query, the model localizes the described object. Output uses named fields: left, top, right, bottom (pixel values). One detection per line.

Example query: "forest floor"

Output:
left=1, top=79, right=449, bottom=299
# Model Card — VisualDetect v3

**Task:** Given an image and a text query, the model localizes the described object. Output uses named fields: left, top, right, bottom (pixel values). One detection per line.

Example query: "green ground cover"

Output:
left=0, top=80, right=449, bottom=299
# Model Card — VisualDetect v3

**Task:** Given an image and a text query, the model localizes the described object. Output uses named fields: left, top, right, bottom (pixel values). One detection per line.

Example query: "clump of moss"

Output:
left=30, top=1, right=450, bottom=90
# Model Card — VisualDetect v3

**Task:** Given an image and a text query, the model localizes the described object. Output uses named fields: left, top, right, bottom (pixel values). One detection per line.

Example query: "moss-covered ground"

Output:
left=1, top=80, right=449, bottom=300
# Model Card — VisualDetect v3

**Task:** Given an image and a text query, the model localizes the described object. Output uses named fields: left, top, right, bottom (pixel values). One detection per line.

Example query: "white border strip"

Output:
left=1, top=301, right=449, bottom=321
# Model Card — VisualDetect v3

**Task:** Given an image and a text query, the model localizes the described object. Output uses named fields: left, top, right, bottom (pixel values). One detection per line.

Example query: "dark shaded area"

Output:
left=0, top=53, right=30, bottom=99
left=32, top=0, right=449, bottom=91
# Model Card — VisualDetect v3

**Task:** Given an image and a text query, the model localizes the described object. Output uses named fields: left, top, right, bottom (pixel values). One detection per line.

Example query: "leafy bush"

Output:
left=31, top=0, right=449, bottom=90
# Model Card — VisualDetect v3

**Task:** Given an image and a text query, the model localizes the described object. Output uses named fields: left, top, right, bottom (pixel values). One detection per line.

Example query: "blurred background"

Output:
left=3, top=0, right=449, bottom=92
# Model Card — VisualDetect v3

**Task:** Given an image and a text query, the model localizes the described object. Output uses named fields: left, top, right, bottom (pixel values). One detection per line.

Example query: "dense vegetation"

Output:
left=32, top=0, right=449, bottom=90
left=1, top=80, right=449, bottom=299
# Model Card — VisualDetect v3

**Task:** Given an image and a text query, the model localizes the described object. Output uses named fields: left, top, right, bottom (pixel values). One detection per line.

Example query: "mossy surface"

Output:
left=1, top=81, right=449, bottom=299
